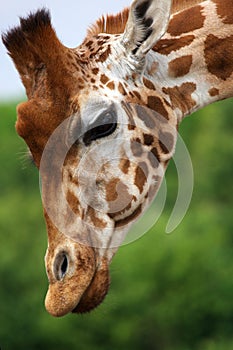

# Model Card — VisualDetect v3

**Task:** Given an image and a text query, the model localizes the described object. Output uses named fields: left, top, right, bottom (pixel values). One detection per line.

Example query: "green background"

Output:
left=0, top=99, right=232, bottom=350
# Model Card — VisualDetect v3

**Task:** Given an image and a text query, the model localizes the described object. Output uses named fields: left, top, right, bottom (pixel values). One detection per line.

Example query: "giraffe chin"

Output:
left=72, top=266, right=110, bottom=314
left=45, top=265, right=110, bottom=317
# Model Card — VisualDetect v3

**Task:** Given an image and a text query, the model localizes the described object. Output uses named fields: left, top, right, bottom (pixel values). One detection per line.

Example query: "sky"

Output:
left=0, top=0, right=130, bottom=100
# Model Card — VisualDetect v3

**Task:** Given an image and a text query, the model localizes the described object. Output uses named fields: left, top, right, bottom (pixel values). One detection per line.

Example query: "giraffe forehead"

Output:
left=73, top=34, right=176, bottom=122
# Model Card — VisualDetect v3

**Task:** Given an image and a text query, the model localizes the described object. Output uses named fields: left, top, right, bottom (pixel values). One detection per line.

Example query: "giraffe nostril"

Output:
left=61, top=255, right=68, bottom=277
left=54, top=252, right=69, bottom=281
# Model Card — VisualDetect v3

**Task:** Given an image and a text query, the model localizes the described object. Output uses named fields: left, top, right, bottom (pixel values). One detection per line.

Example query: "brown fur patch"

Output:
left=159, top=131, right=174, bottom=154
left=66, top=190, right=80, bottom=215
left=106, top=178, right=119, bottom=202
left=147, top=96, right=169, bottom=120
left=108, top=194, right=137, bottom=220
left=92, top=68, right=99, bottom=75
left=131, top=139, right=143, bottom=157
left=213, top=0, right=233, bottom=24
left=87, top=207, right=106, bottom=229
left=115, top=205, right=142, bottom=228
left=135, top=104, right=156, bottom=129
left=118, top=82, right=127, bottom=96
left=106, top=179, right=132, bottom=214
left=134, top=163, right=148, bottom=194
left=106, top=81, right=115, bottom=90
left=148, top=147, right=160, bottom=168
left=154, top=35, right=195, bottom=55
left=138, top=161, right=149, bottom=178
left=96, top=45, right=111, bottom=63
left=172, top=0, right=206, bottom=14
left=169, top=55, right=193, bottom=78
left=133, top=90, right=142, bottom=100
left=143, top=77, right=156, bottom=90
left=208, top=87, right=219, bottom=97
left=85, top=40, right=93, bottom=48
left=128, top=124, right=136, bottom=131
left=204, top=34, right=233, bottom=81
left=100, top=74, right=109, bottom=84
left=143, top=134, right=154, bottom=146
left=163, top=82, right=196, bottom=114
left=119, top=158, right=130, bottom=174
left=168, top=5, right=205, bottom=36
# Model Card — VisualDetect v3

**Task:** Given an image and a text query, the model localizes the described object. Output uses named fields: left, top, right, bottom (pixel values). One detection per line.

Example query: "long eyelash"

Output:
left=27, top=150, right=35, bottom=166
left=17, top=148, right=35, bottom=169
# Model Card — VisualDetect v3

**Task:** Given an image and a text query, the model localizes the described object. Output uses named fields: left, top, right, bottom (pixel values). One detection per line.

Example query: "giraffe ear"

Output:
left=122, top=0, right=172, bottom=59
left=2, top=8, right=70, bottom=99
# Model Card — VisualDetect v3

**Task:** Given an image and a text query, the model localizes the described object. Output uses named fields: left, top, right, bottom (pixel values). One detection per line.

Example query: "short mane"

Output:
left=87, top=8, right=129, bottom=37
left=87, top=0, right=206, bottom=37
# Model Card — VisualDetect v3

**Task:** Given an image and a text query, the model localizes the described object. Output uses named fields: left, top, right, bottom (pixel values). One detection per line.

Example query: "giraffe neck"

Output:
left=144, top=0, right=233, bottom=122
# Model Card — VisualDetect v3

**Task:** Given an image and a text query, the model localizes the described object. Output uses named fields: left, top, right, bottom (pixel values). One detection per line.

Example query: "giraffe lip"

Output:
left=72, top=265, right=110, bottom=314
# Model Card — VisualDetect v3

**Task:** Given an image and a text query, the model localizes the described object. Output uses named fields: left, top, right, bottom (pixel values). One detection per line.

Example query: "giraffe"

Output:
left=2, top=0, right=233, bottom=317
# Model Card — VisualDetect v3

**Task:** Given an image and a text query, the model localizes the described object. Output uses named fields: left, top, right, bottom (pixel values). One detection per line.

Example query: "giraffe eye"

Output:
left=83, top=110, right=117, bottom=146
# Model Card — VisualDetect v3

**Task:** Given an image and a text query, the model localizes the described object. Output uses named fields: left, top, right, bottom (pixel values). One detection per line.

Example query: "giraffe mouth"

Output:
left=72, top=263, right=110, bottom=314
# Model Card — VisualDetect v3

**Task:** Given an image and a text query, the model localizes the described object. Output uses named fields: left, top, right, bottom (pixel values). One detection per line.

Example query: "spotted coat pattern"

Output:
left=2, top=0, right=233, bottom=317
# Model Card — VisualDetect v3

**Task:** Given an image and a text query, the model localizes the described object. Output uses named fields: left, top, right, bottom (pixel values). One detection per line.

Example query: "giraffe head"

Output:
left=2, top=0, right=178, bottom=316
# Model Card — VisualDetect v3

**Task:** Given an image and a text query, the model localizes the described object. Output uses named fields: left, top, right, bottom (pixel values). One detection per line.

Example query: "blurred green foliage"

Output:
left=0, top=100, right=232, bottom=350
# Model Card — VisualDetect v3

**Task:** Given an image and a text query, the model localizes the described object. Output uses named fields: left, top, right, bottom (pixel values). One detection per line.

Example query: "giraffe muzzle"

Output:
left=44, top=231, right=110, bottom=317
